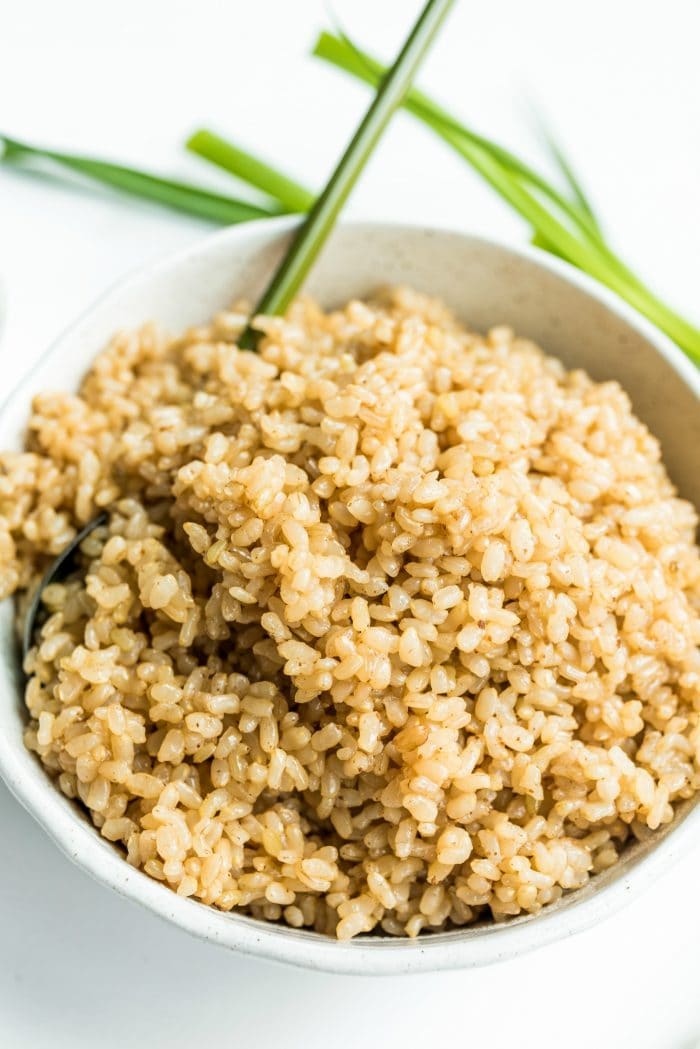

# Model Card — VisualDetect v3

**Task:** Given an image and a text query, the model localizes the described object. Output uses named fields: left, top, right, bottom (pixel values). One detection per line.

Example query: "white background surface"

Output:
left=1, top=1, right=699, bottom=1045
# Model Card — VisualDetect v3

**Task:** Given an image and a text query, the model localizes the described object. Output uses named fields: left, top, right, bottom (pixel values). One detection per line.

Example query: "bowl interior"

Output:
left=1, top=220, right=698, bottom=974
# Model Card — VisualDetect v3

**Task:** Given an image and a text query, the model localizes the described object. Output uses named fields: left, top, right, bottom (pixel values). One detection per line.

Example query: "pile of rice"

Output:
left=2, top=287, right=700, bottom=940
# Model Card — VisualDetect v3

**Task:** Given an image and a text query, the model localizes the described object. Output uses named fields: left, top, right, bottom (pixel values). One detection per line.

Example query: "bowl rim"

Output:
left=1, top=215, right=699, bottom=976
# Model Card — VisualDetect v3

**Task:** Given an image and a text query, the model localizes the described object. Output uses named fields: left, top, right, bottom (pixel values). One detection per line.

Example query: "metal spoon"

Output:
left=22, top=512, right=107, bottom=661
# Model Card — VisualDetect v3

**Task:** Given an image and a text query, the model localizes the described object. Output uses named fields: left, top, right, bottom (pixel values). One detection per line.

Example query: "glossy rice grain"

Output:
left=3, top=287, right=700, bottom=939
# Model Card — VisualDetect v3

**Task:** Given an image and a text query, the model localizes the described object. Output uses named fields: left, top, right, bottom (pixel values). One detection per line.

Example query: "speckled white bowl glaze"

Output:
left=1, top=219, right=698, bottom=975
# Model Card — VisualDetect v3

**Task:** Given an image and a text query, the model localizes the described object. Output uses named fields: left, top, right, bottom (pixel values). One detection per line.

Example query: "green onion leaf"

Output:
left=238, top=0, right=455, bottom=348
left=315, top=32, right=599, bottom=240
left=312, top=31, right=700, bottom=365
left=531, top=114, right=603, bottom=234
left=0, top=134, right=276, bottom=225
left=186, top=128, right=315, bottom=214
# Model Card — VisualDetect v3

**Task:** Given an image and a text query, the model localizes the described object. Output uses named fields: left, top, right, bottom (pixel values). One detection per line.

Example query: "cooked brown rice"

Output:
left=3, top=286, right=700, bottom=939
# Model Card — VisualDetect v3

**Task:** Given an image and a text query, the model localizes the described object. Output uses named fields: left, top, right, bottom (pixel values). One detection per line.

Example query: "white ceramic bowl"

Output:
left=1, top=219, right=699, bottom=975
